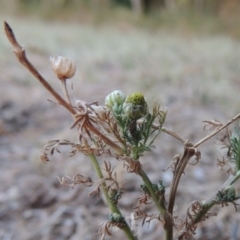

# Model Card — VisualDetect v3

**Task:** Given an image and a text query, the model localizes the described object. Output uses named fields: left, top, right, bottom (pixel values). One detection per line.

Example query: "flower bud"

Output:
left=105, top=90, right=126, bottom=113
left=50, top=56, right=76, bottom=80
left=123, top=92, right=148, bottom=120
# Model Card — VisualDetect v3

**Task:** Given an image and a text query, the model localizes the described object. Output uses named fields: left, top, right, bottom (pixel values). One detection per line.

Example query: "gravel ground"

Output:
left=1, top=15, right=240, bottom=240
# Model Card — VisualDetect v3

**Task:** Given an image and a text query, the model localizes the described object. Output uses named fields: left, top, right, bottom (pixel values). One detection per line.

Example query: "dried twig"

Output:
left=194, top=113, right=240, bottom=147
left=4, top=21, right=76, bottom=115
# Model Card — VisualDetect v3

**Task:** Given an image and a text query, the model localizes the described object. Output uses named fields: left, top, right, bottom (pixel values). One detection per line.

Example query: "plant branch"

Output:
left=194, top=113, right=240, bottom=148
left=177, top=200, right=215, bottom=240
left=178, top=170, right=240, bottom=239
left=168, top=115, right=240, bottom=239
left=61, top=79, right=72, bottom=106
left=86, top=121, right=123, bottom=154
left=137, top=119, right=187, bottom=144
left=138, top=169, right=172, bottom=240
left=88, top=154, right=136, bottom=240
left=4, top=21, right=76, bottom=115
left=168, top=143, right=196, bottom=214
left=161, top=127, right=186, bottom=144
left=138, top=169, right=167, bottom=214
left=207, top=170, right=240, bottom=202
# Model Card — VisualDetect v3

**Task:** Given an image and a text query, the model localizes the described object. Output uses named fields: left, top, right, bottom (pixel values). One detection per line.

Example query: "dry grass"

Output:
left=1, top=12, right=240, bottom=240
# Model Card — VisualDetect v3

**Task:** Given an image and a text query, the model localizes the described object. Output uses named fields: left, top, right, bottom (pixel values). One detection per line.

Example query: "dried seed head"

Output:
left=50, top=56, right=76, bottom=80
left=123, top=92, right=148, bottom=120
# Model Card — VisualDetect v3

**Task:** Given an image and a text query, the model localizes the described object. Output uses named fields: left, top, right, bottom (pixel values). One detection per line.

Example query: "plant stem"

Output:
left=178, top=170, right=240, bottom=239
left=168, top=146, right=196, bottom=214
left=138, top=169, right=172, bottom=240
left=61, top=79, right=72, bottom=106
left=86, top=121, right=123, bottom=154
left=88, top=154, right=136, bottom=240
left=4, top=21, right=76, bottom=115
left=161, top=127, right=186, bottom=144
left=194, top=113, right=240, bottom=148
left=138, top=169, right=166, bottom=214
left=165, top=228, right=173, bottom=240
left=208, top=170, right=240, bottom=202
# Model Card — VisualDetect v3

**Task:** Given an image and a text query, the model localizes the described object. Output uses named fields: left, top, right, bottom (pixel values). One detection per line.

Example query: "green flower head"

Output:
left=105, top=90, right=126, bottom=114
left=125, top=92, right=145, bottom=106
left=123, top=92, right=148, bottom=120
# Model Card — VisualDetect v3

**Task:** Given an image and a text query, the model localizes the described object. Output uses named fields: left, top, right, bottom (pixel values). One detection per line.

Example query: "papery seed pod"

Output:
left=105, top=90, right=126, bottom=112
left=123, top=92, right=148, bottom=120
left=50, top=56, right=76, bottom=80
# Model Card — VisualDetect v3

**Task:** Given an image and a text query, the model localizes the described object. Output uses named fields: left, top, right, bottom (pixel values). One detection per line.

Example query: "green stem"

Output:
left=138, top=169, right=166, bottom=214
left=165, top=228, right=173, bottom=240
left=208, top=170, right=240, bottom=202
left=195, top=171, right=240, bottom=222
left=138, top=169, right=172, bottom=240
left=178, top=170, right=240, bottom=239
left=193, top=201, right=215, bottom=224
left=88, top=154, right=136, bottom=240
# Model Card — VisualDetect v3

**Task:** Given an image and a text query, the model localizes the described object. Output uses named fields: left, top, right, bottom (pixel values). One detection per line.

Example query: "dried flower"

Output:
left=123, top=92, right=148, bottom=120
left=50, top=56, right=76, bottom=80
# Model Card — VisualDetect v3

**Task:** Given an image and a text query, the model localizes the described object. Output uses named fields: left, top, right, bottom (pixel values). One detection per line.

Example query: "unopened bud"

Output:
left=105, top=90, right=126, bottom=113
left=50, top=56, right=76, bottom=80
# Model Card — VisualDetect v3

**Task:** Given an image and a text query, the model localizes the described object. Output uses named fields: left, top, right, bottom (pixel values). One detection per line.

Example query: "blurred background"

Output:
left=1, top=0, right=240, bottom=239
